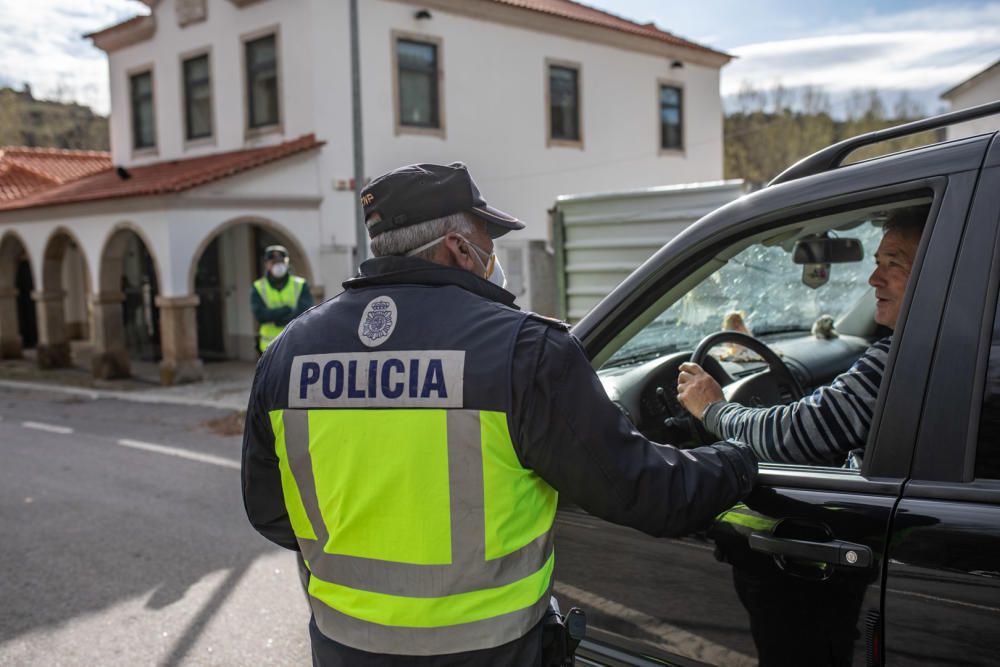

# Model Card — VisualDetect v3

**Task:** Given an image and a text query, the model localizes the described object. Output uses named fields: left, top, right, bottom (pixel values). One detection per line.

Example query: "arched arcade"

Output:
left=0, top=233, right=36, bottom=359
left=189, top=217, right=316, bottom=362
left=35, top=228, right=91, bottom=369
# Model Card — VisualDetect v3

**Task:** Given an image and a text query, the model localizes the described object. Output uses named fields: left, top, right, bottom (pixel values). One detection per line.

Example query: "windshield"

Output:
left=605, top=222, right=883, bottom=366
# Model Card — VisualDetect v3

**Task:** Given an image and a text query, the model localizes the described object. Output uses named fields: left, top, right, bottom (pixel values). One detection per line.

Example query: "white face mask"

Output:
left=466, top=238, right=507, bottom=289
left=407, top=234, right=506, bottom=289
left=270, top=262, right=289, bottom=279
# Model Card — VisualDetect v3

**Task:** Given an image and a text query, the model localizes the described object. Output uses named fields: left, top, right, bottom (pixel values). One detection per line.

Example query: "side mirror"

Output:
left=793, top=236, right=864, bottom=264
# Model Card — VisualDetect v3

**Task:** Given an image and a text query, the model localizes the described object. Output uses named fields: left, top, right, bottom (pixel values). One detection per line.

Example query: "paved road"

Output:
left=0, top=387, right=311, bottom=666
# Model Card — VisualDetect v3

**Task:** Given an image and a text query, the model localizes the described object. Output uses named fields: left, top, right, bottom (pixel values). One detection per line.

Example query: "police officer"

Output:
left=241, top=162, right=758, bottom=666
left=250, top=245, right=314, bottom=353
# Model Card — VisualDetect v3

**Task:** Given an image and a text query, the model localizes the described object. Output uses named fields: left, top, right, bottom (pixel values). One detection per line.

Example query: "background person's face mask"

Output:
left=270, top=262, right=289, bottom=279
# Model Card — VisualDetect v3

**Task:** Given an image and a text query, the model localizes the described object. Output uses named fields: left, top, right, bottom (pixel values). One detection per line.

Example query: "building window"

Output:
left=396, top=38, right=439, bottom=128
left=245, top=33, right=279, bottom=129
left=548, top=64, right=580, bottom=144
left=183, top=53, right=212, bottom=140
left=130, top=70, right=155, bottom=150
left=660, top=84, right=683, bottom=151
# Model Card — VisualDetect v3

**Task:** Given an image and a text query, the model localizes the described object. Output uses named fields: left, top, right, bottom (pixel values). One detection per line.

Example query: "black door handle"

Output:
left=749, top=532, right=873, bottom=569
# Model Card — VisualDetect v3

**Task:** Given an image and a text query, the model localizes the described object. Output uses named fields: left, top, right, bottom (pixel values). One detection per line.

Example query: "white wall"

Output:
left=108, top=0, right=317, bottom=166
left=100, top=0, right=727, bottom=310
left=945, top=66, right=1000, bottom=140
left=354, top=1, right=724, bottom=245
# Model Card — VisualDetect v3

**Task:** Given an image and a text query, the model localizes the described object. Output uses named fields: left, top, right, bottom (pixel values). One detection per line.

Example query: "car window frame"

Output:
left=580, top=177, right=965, bottom=486
left=904, top=135, right=1000, bottom=493
left=575, top=136, right=993, bottom=359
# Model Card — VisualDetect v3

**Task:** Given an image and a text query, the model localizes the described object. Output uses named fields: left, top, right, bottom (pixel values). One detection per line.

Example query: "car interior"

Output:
left=594, top=194, right=933, bottom=462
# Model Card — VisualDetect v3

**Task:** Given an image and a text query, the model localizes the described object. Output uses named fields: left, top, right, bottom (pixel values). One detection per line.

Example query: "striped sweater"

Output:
left=703, top=337, right=891, bottom=465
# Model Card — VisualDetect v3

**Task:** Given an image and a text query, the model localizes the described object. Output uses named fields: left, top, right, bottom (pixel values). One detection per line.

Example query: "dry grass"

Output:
left=203, top=411, right=246, bottom=436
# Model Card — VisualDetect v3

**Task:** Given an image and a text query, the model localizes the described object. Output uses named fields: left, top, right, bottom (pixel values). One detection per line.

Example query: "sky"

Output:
left=0, top=0, right=997, bottom=117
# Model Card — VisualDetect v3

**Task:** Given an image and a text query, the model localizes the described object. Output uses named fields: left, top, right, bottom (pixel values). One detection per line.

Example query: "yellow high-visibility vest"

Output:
left=253, top=276, right=305, bottom=352
left=269, top=406, right=558, bottom=654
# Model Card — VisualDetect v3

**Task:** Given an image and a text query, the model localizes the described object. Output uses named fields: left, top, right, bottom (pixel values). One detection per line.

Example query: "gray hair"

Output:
left=370, top=211, right=478, bottom=259
left=882, top=204, right=928, bottom=243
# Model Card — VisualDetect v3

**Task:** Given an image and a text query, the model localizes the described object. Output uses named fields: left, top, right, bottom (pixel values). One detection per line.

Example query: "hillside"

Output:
left=0, top=85, right=109, bottom=151
left=0, top=81, right=939, bottom=185
left=724, top=86, right=940, bottom=185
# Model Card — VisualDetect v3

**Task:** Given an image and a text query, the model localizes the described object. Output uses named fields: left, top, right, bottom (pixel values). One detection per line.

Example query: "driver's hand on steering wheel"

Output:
left=677, top=363, right=725, bottom=421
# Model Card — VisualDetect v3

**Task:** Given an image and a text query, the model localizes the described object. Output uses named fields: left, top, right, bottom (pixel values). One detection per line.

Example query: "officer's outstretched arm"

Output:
left=512, top=323, right=757, bottom=538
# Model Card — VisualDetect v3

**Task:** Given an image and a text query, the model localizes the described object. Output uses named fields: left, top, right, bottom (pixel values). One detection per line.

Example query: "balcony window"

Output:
left=130, top=70, right=155, bottom=150
left=660, top=84, right=683, bottom=150
left=245, top=34, right=279, bottom=129
left=183, top=54, right=212, bottom=140
left=549, top=64, right=580, bottom=143
left=397, top=38, right=440, bottom=128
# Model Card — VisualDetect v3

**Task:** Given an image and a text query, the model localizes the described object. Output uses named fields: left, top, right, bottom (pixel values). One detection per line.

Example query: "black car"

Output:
left=556, top=101, right=1000, bottom=666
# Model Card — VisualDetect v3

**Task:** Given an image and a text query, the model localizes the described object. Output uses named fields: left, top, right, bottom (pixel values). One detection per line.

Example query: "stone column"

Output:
left=0, top=287, right=23, bottom=359
left=90, top=291, right=131, bottom=379
left=33, top=290, right=72, bottom=369
left=156, top=295, right=204, bottom=385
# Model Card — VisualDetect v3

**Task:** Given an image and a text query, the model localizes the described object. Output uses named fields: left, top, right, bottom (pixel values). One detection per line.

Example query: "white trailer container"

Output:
left=551, top=180, right=746, bottom=322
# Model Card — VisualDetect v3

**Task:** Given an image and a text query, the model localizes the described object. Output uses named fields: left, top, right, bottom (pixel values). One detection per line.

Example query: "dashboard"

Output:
left=596, top=333, right=872, bottom=445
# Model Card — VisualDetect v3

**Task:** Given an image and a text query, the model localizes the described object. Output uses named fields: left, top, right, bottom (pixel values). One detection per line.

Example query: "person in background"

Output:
left=250, top=245, right=314, bottom=354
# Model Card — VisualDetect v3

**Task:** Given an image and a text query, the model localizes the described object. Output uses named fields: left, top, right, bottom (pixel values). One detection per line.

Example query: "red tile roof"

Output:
left=0, top=134, right=324, bottom=213
left=88, top=0, right=726, bottom=59
left=83, top=14, right=150, bottom=41
left=495, top=0, right=727, bottom=56
left=0, top=147, right=111, bottom=202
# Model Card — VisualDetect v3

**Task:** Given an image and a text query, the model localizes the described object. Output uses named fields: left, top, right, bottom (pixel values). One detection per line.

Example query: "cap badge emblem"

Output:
left=359, top=296, right=397, bottom=347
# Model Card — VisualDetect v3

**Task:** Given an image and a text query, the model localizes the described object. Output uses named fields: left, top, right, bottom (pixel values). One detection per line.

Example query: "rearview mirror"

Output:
left=793, top=236, right=864, bottom=264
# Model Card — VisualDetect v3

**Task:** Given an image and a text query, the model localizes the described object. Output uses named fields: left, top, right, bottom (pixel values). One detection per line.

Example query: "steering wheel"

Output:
left=683, top=331, right=805, bottom=444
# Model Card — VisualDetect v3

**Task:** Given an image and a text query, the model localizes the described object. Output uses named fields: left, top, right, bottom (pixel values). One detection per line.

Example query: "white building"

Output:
left=941, top=58, right=1000, bottom=140
left=0, top=0, right=730, bottom=383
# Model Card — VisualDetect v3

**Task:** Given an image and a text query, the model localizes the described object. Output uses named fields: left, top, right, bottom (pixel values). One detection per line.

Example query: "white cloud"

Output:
left=720, top=3, right=1000, bottom=114
left=0, top=0, right=144, bottom=115
left=725, top=30, right=999, bottom=93
left=1, top=0, right=997, bottom=120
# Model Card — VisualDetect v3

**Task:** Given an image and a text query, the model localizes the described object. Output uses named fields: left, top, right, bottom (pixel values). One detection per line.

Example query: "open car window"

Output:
left=603, top=222, right=884, bottom=368
left=594, top=195, right=932, bottom=469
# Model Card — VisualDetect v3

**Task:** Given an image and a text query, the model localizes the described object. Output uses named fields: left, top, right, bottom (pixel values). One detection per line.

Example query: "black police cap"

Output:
left=263, top=245, right=288, bottom=260
left=360, top=162, right=524, bottom=239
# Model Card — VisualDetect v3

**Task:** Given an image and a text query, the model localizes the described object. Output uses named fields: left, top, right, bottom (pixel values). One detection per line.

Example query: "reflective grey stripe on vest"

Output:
left=281, top=409, right=554, bottom=653
left=283, top=409, right=554, bottom=594
left=312, top=581, right=553, bottom=656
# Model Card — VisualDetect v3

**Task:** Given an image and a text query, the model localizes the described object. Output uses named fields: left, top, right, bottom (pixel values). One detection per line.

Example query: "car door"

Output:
left=556, top=136, right=991, bottom=667
left=881, top=134, right=1000, bottom=666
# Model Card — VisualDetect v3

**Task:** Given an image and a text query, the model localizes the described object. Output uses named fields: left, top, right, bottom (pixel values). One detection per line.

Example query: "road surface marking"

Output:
left=884, top=587, right=1000, bottom=614
left=669, top=538, right=715, bottom=552
left=22, top=421, right=73, bottom=435
left=117, top=439, right=240, bottom=470
left=555, top=582, right=755, bottom=667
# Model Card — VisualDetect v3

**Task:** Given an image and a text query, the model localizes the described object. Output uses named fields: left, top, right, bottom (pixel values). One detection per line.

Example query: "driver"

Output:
left=676, top=210, right=925, bottom=465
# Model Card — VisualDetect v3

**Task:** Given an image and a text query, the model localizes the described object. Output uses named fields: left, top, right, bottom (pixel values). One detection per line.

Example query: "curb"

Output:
left=0, top=379, right=247, bottom=412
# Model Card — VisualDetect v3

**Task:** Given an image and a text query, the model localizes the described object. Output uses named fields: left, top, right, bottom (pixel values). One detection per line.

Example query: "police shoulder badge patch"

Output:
left=358, top=296, right=398, bottom=347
